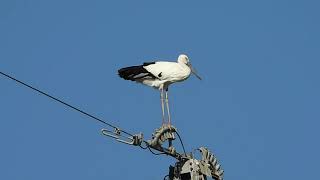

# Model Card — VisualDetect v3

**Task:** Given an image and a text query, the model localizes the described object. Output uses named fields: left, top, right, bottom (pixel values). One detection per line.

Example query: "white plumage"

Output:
left=118, top=54, right=201, bottom=125
left=141, top=62, right=190, bottom=89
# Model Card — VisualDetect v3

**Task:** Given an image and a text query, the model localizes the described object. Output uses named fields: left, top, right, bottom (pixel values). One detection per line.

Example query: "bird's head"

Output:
left=178, top=54, right=202, bottom=80
left=178, top=54, right=190, bottom=65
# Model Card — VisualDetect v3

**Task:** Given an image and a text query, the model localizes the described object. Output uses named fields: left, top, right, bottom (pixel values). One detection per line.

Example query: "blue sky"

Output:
left=1, top=0, right=319, bottom=179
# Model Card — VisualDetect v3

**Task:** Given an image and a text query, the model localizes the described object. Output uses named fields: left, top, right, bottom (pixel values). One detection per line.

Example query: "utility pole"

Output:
left=102, top=124, right=224, bottom=180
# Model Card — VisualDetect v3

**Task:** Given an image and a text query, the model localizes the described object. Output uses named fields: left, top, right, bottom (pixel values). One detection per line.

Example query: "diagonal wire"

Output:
left=0, top=70, right=188, bottom=158
left=0, top=71, right=134, bottom=137
left=175, top=130, right=187, bottom=155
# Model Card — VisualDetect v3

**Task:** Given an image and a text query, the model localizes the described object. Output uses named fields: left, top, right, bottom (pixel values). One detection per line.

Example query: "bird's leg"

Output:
left=160, top=88, right=166, bottom=126
left=165, top=89, right=171, bottom=126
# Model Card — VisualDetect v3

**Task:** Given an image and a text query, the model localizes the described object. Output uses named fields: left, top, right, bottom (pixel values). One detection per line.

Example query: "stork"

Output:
left=118, top=54, right=201, bottom=125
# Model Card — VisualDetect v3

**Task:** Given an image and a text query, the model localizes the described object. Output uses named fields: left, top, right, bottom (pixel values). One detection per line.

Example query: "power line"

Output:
left=0, top=70, right=188, bottom=158
left=0, top=71, right=134, bottom=137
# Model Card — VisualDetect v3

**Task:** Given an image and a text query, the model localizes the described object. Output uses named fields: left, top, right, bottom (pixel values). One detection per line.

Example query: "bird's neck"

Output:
left=178, top=61, right=188, bottom=68
left=178, top=62, right=191, bottom=75
left=180, top=62, right=190, bottom=70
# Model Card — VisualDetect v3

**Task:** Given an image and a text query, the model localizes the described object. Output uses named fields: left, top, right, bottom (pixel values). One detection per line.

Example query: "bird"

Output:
left=118, top=54, right=201, bottom=125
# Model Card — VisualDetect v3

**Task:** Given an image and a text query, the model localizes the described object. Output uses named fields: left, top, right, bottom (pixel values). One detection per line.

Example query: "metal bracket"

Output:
left=198, top=147, right=224, bottom=180
left=149, top=125, right=177, bottom=147
left=167, top=147, right=224, bottom=180
left=101, top=128, right=143, bottom=146
left=143, top=125, right=182, bottom=159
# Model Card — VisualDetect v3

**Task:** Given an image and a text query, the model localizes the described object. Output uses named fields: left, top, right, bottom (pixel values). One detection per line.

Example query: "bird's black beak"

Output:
left=188, top=63, right=202, bottom=80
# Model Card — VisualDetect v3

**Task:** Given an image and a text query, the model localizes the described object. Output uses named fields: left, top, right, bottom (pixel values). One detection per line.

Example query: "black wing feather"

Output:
left=118, top=64, right=157, bottom=81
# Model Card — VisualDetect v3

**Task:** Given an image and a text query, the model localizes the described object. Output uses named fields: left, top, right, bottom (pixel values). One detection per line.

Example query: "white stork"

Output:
left=118, top=54, right=201, bottom=125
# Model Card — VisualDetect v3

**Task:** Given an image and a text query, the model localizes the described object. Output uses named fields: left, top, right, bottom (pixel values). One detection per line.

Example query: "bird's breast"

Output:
left=169, top=66, right=191, bottom=82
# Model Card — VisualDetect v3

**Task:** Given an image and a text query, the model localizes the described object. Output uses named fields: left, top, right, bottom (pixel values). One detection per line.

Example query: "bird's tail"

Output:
left=118, top=65, right=150, bottom=81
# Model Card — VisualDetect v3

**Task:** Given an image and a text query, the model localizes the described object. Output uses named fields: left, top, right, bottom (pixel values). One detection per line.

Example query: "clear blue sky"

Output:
left=1, top=0, right=319, bottom=179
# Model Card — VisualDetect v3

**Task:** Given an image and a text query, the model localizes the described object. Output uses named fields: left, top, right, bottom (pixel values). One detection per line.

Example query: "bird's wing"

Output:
left=143, top=61, right=182, bottom=80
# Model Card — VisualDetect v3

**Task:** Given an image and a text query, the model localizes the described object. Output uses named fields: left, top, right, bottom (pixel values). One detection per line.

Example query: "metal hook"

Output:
left=101, top=128, right=143, bottom=146
left=101, top=128, right=120, bottom=139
